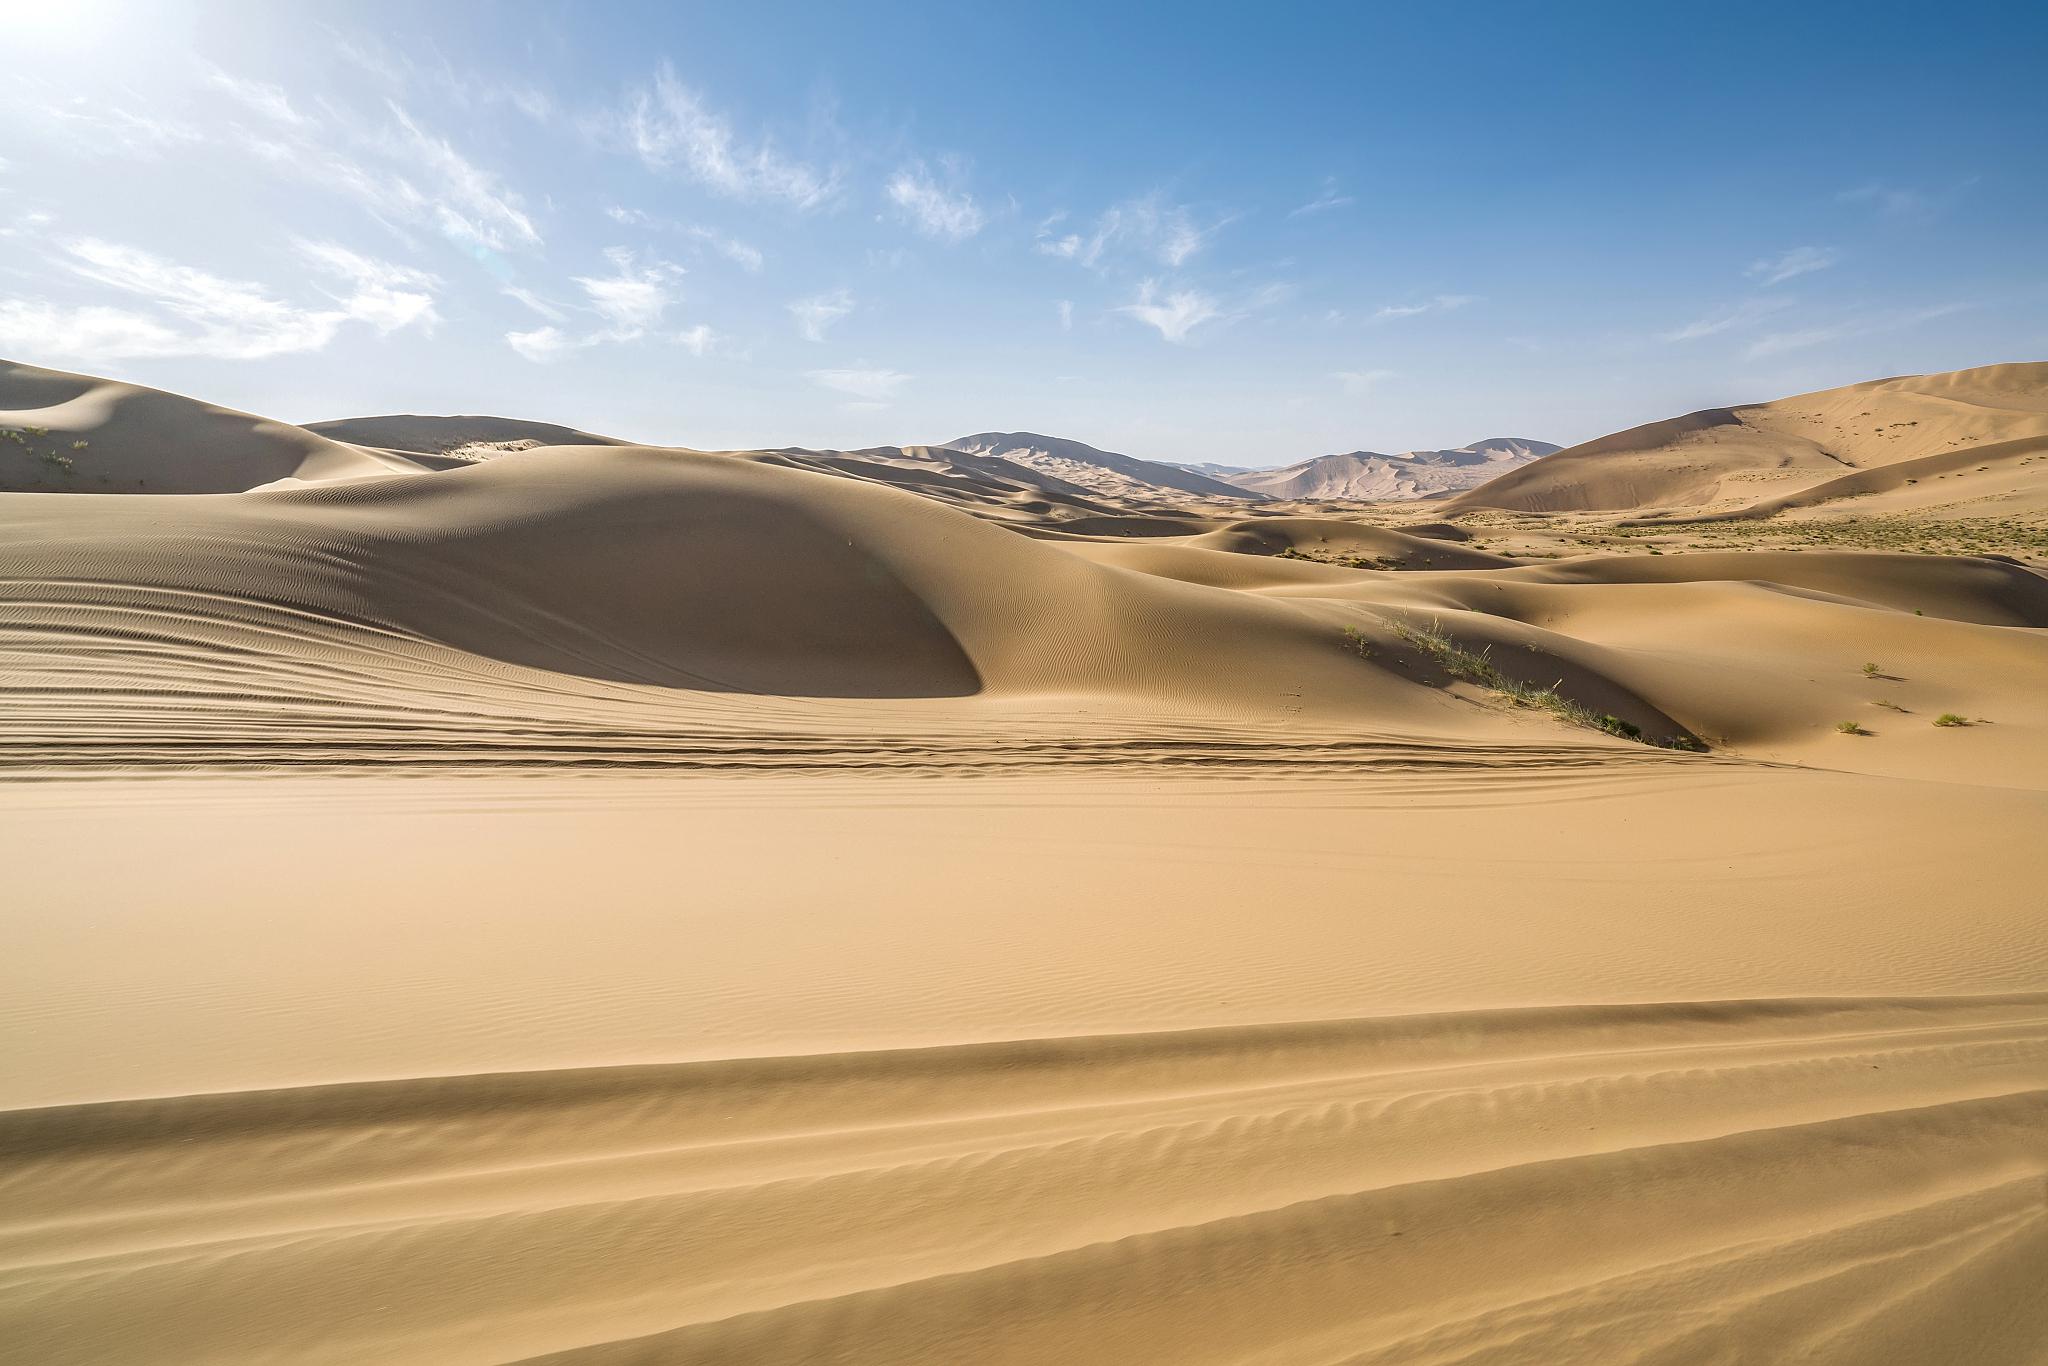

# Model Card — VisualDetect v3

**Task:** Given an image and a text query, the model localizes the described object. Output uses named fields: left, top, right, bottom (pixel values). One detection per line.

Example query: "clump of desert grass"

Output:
left=1380, top=618, right=1702, bottom=749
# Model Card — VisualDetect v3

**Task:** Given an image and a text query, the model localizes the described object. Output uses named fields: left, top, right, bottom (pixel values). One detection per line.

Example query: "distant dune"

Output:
left=305, top=413, right=635, bottom=460
left=1, top=358, right=428, bottom=492
left=943, top=430, right=1263, bottom=502
left=1226, top=438, right=1559, bottom=501
left=1449, top=362, right=2048, bottom=516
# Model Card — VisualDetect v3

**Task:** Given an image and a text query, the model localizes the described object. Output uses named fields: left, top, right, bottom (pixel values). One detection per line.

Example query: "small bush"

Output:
left=1385, top=618, right=1655, bottom=746
left=1835, top=720, right=1866, bottom=735
left=1661, top=735, right=1709, bottom=753
left=1933, top=713, right=1968, bottom=727
left=1861, top=662, right=1881, bottom=678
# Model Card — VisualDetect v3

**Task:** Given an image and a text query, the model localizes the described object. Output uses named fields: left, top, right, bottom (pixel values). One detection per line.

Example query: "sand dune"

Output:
left=1450, top=362, right=2048, bottom=517
left=3, top=363, right=2047, bottom=1363
left=1, top=359, right=428, bottom=492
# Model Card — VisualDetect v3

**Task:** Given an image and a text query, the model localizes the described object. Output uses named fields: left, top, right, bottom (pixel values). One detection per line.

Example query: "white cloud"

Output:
left=39, top=104, right=202, bottom=158
left=0, top=237, right=436, bottom=361
left=1289, top=177, right=1355, bottom=218
left=1335, top=369, right=1395, bottom=393
left=1372, top=294, right=1477, bottom=321
left=296, top=238, right=440, bottom=333
left=689, top=227, right=764, bottom=272
left=886, top=162, right=986, bottom=242
left=574, top=247, right=684, bottom=331
left=621, top=64, right=835, bottom=208
left=385, top=104, right=541, bottom=251
left=0, top=302, right=190, bottom=360
left=205, top=70, right=309, bottom=128
left=503, top=249, right=711, bottom=362
left=807, top=367, right=909, bottom=403
left=506, top=325, right=575, bottom=363
left=1117, top=280, right=1220, bottom=343
left=1036, top=194, right=1231, bottom=270
left=502, top=284, right=568, bottom=321
left=1057, top=299, right=1073, bottom=330
left=1745, top=246, right=1838, bottom=286
left=196, top=70, right=543, bottom=255
left=604, top=206, right=765, bottom=272
left=1660, top=295, right=1793, bottom=342
left=789, top=288, right=854, bottom=342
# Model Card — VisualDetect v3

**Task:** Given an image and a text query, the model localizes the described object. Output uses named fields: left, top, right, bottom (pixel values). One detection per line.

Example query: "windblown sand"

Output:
left=2, top=358, right=2046, bottom=1364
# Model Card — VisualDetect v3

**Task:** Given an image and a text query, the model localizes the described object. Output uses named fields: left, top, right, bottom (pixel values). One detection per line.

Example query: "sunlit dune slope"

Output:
left=0, top=358, right=427, bottom=492
left=1449, top=362, right=2048, bottom=516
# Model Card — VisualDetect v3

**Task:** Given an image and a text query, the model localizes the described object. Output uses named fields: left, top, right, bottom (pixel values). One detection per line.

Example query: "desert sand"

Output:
left=3, top=356, right=2047, bottom=1364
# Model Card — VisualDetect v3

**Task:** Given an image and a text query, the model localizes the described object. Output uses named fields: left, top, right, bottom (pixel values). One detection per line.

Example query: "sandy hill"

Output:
left=0, top=362, right=2041, bottom=785
left=5, top=362, right=2048, bottom=1366
left=944, top=431, right=1262, bottom=503
left=305, top=413, right=635, bottom=461
left=1228, top=438, right=1559, bottom=501
left=1450, top=363, right=2048, bottom=517
left=0, top=358, right=427, bottom=493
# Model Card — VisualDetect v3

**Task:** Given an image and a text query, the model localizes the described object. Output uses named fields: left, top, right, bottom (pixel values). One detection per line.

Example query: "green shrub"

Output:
left=1933, top=713, right=1968, bottom=727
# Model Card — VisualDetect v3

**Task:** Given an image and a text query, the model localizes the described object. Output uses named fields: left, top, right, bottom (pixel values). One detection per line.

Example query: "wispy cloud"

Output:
left=574, top=248, right=684, bottom=331
left=1037, top=193, right=1233, bottom=270
left=502, top=284, right=567, bottom=321
left=191, top=70, right=544, bottom=256
left=618, top=64, right=835, bottom=209
left=789, top=288, right=854, bottom=342
left=604, top=205, right=765, bottom=271
left=1117, top=281, right=1221, bottom=343
left=205, top=69, right=309, bottom=128
left=1372, top=294, right=1477, bottom=321
left=807, top=367, right=909, bottom=405
left=1837, top=182, right=1926, bottom=218
left=0, top=236, right=438, bottom=361
left=1288, top=176, right=1355, bottom=218
left=1661, top=295, right=1792, bottom=342
left=886, top=161, right=985, bottom=242
left=1745, top=302, right=1972, bottom=359
left=1745, top=246, right=1838, bottom=286
left=1334, top=368, right=1395, bottom=393
left=504, top=247, right=712, bottom=362
left=506, top=326, right=574, bottom=363
left=295, top=238, right=440, bottom=332
left=384, top=104, right=541, bottom=252
left=1057, top=299, right=1073, bottom=331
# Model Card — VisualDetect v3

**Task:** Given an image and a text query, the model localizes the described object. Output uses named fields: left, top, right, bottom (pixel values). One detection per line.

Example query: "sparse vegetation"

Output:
left=4, top=426, right=84, bottom=476
left=1934, top=713, right=1969, bottom=727
left=1861, top=662, right=1881, bottom=678
left=1873, top=699, right=1907, bottom=712
left=1836, top=720, right=1867, bottom=735
left=1383, top=618, right=1692, bottom=748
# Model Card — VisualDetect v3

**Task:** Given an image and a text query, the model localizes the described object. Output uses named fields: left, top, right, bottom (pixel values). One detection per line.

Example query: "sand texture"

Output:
left=3, top=357, right=2047, bottom=1364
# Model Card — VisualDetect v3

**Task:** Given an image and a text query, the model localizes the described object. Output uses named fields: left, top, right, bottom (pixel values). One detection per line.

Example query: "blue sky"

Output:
left=1, top=0, right=2042, bottom=462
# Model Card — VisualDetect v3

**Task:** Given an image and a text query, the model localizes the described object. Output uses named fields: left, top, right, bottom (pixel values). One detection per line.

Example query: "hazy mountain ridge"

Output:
left=1223, top=438, right=1561, bottom=501
left=941, top=432, right=1263, bottom=502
